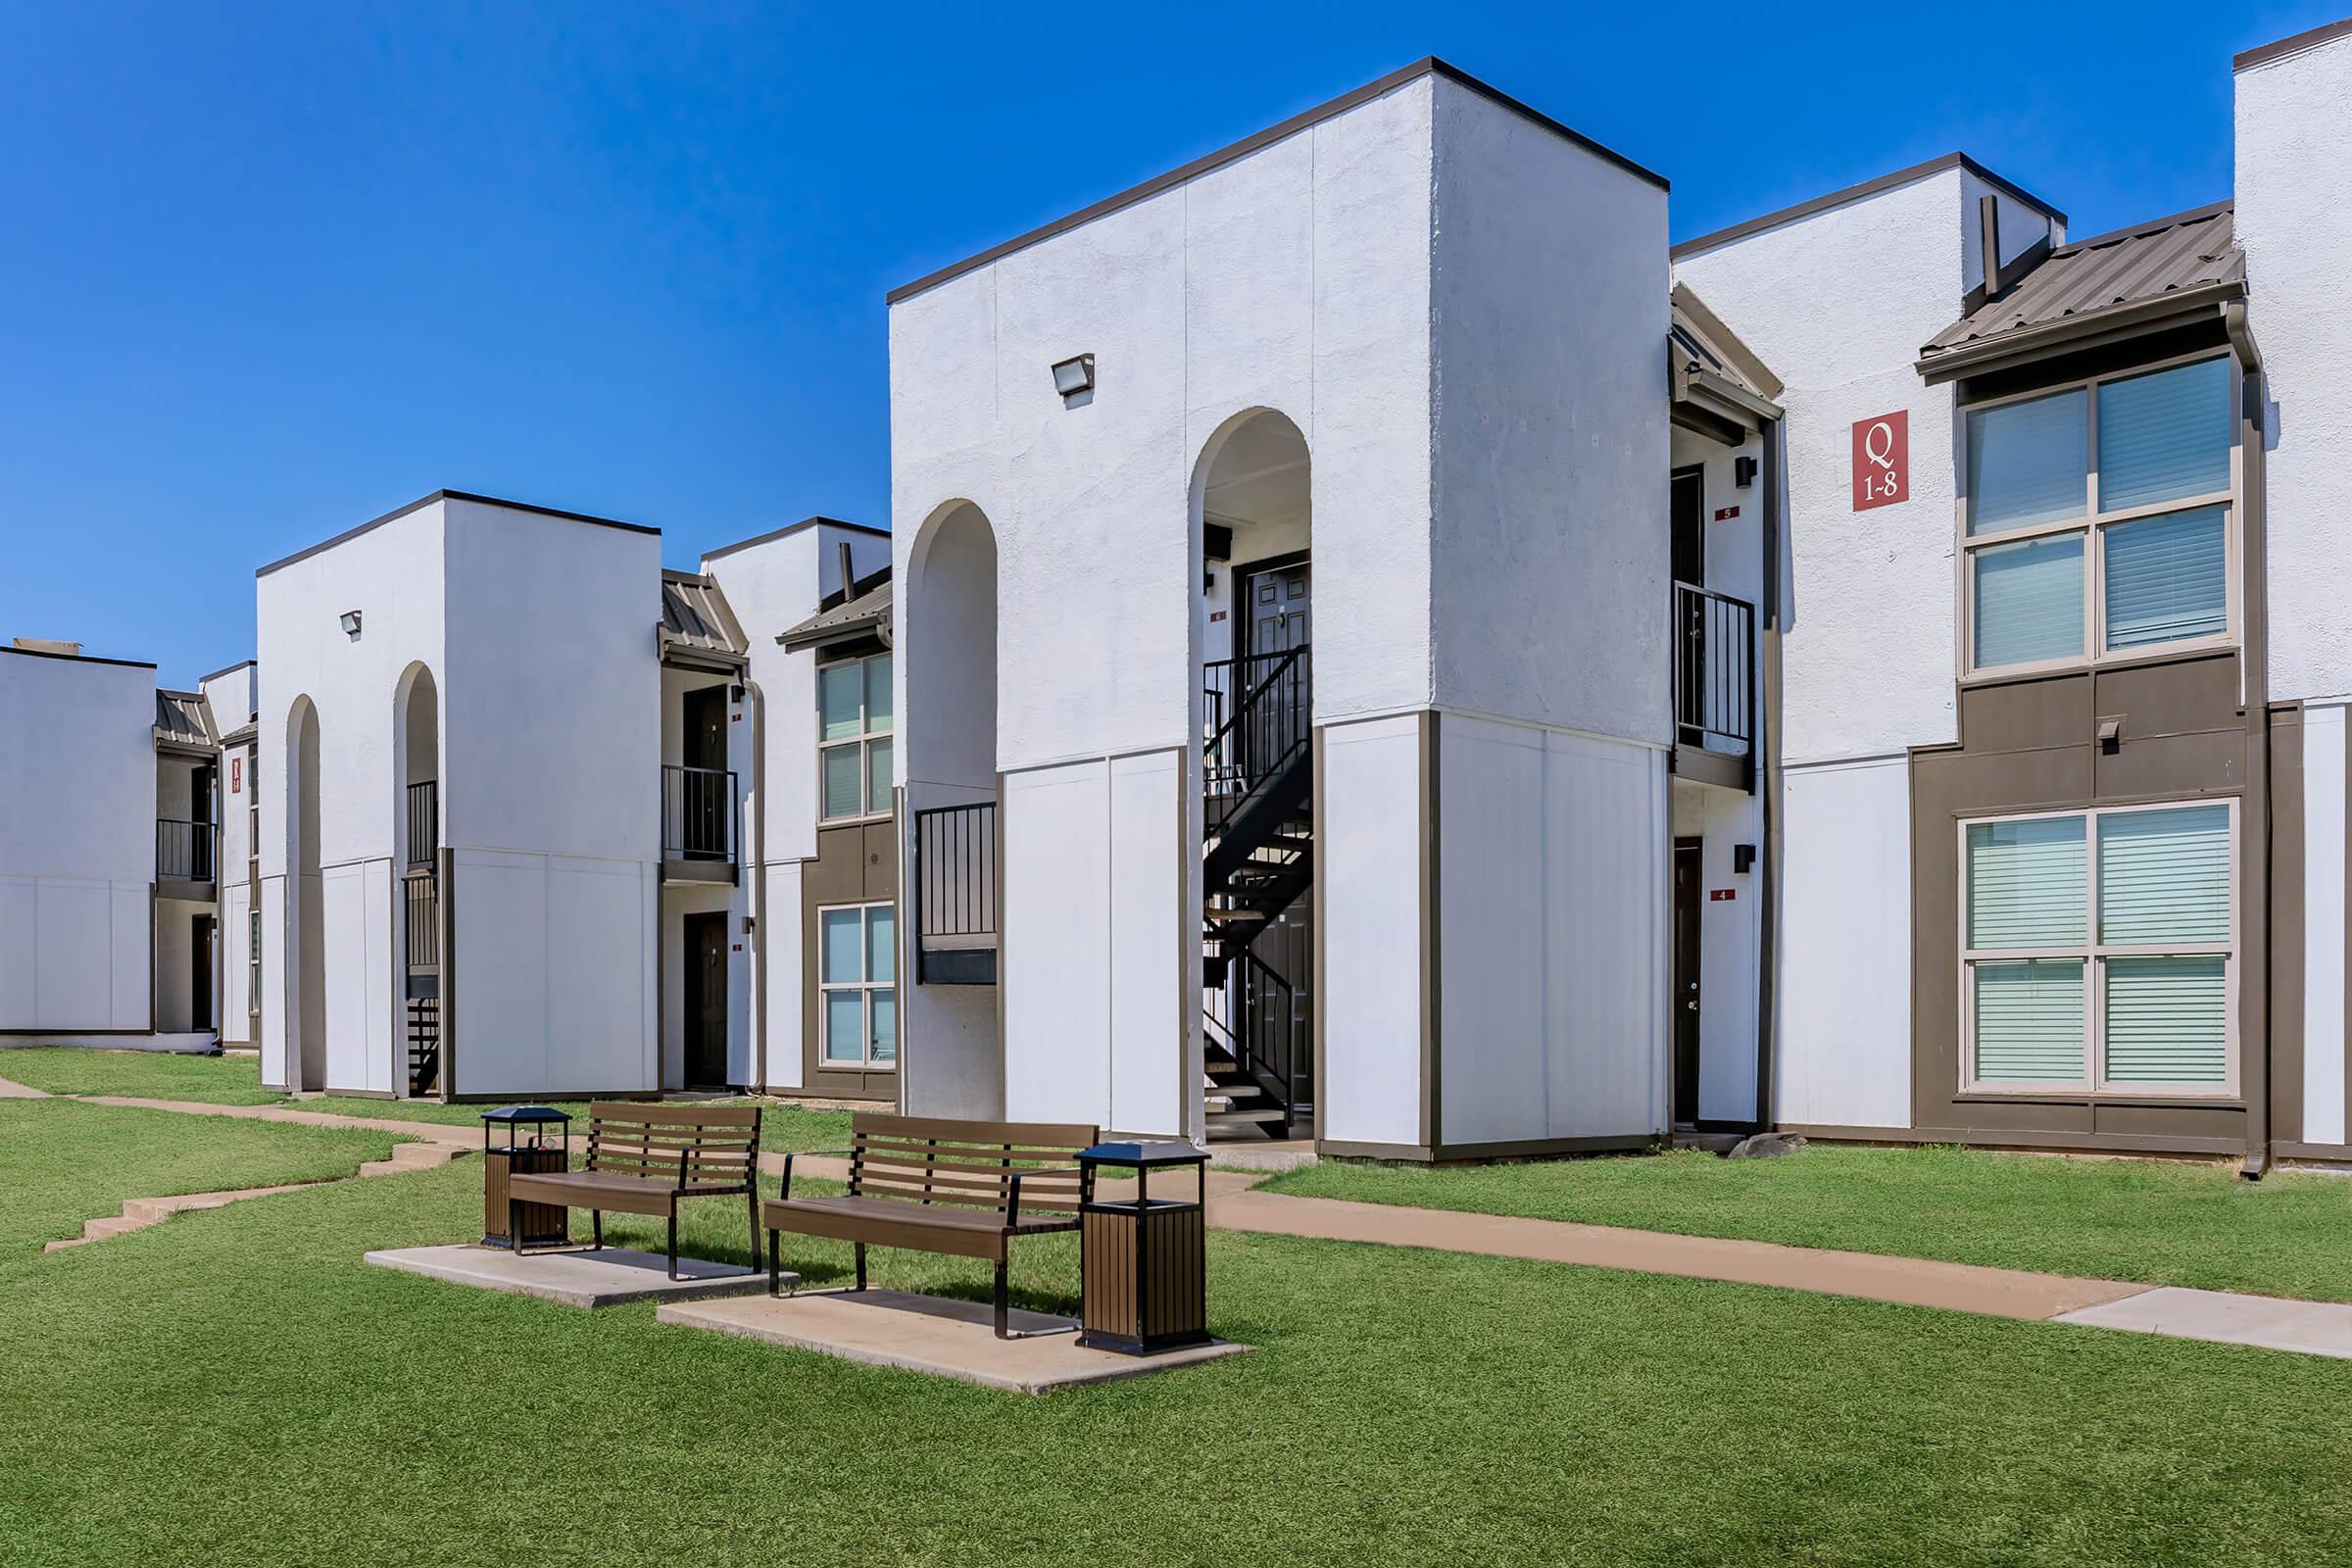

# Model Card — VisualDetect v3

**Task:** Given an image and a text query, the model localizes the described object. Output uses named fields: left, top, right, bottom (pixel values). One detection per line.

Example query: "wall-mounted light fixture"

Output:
left=1732, top=843, right=1757, bottom=874
left=1733, top=455, right=1759, bottom=489
left=339, top=610, right=363, bottom=639
left=1051, top=353, right=1095, bottom=405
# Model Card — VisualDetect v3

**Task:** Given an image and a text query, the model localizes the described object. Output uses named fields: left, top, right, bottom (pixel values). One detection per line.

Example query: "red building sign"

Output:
left=1851, top=410, right=1908, bottom=512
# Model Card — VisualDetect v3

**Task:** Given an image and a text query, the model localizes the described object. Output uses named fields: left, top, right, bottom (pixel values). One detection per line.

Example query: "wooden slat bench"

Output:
left=763, top=1113, right=1098, bottom=1338
left=506, top=1102, right=760, bottom=1279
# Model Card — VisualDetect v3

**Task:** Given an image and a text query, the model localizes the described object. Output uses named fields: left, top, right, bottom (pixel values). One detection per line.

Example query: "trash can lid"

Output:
left=479, top=1105, right=572, bottom=1124
left=1077, top=1139, right=1206, bottom=1168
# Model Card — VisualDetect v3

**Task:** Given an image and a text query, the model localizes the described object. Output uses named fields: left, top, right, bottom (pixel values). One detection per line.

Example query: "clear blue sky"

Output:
left=1, top=0, right=2336, bottom=687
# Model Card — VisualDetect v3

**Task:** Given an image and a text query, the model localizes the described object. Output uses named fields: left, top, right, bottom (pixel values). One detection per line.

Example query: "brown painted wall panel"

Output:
left=798, top=817, right=901, bottom=1101
left=1911, top=648, right=2276, bottom=1155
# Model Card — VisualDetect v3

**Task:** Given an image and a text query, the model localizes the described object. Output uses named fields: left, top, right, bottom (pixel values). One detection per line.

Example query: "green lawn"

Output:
left=3, top=1100, right=2351, bottom=1565
left=1268, top=1143, right=2352, bottom=1302
left=0, top=1045, right=853, bottom=1152
left=0, top=1100, right=402, bottom=1251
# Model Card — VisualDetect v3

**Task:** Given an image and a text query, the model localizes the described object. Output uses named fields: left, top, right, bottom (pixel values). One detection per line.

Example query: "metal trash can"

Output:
left=480, top=1106, right=570, bottom=1250
left=1075, top=1140, right=1210, bottom=1355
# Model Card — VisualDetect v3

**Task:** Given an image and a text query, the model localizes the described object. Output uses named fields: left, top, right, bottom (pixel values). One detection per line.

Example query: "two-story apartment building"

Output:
left=2, top=639, right=248, bottom=1049
left=882, top=19, right=2352, bottom=1171
left=248, top=490, right=891, bottom=1102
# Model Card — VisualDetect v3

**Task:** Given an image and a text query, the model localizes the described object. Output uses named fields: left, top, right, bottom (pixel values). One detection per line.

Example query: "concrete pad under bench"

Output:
left=658, top=1289, right=1249, bottom=1393
left=2057, top=1286, right=2352, bottom=1360
left=365, top=1245, right=779, bottom=1309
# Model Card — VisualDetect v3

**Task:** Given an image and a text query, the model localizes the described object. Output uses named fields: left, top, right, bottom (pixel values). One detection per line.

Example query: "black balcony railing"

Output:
left=157, top=818, right=216, bottom=883
left=403, top=871, right=439, bottom=971
left=1674, top=582, right=1755, bottom=751
left=662, top=763, right=737, bottom=861
left=405, top=779, right=438, bottom=869
left=1202, top=646, right=1310, bottom=832
left=912, top=800, right=997, bottom=984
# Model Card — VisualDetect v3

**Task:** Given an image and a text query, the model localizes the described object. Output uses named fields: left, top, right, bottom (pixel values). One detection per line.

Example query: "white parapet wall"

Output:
left=0, top=648, right=157, bottom=1034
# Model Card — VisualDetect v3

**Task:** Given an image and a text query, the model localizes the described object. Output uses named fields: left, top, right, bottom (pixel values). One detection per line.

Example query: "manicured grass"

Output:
left=0, top=1045, right=853, bottom=1152
left=1268, top=1143, right=2352, bottom=1302
left=6, top=1125, right=2352, bottom=1565
left=0, top=1046, right=280, bottom=1103
left=0, top=1100, right=402, bottom=1251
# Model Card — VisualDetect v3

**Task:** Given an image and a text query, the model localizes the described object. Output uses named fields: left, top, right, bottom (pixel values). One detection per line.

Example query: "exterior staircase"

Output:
left=1201, top=646, right=1313, bottom=1140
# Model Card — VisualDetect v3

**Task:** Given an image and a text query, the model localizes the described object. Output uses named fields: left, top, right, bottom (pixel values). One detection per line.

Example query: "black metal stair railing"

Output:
left=912, top=800, right=998, bottom=985
left=1202, top=646, right=1310, bottom=832
left=1673, top=582, right=1755, bottom=751
left=662, top=764, right=738, bottom=861
left=156, top=818, right=217, bottom=882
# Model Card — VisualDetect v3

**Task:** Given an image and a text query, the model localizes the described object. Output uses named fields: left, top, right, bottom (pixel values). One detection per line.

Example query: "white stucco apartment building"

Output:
left=882, top=20, right=2352, bottom=1169
left=248, top=490, right=890, bottom=1102
left=2, top=640, right=245, bottom=1049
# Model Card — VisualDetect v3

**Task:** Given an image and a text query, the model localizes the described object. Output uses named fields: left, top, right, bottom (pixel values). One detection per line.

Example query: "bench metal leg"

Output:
left=855, top=1242, right=867, bottom=1293
left=993, top=1261, right=1009, bottom=1339
left=591, top=1209, right=603, bottom=1251
left=767, top=1228, right=782, bottom=1298
left=508, top=1197, right=521, bottom=1253
left=746, top=1189, right=759, bottom=1266
left=667, top=1212, right=680, bottom=1281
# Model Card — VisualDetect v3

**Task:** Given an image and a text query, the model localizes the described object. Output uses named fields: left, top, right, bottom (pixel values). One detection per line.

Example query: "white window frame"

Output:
left=247, top=908, right=262, bottom=1017
left=815, top=900, right=897, bottom=1071
left=816, top=652, right=893, bottom=824
left=1956, top=798, right=2240, bottom=1099
left=1955, top=349, right=2242, bottom=682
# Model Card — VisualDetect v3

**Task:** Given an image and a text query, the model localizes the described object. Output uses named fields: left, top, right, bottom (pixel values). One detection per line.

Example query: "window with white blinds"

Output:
left=1959, top=355, right=2234, bottom=676
left=818, top=652, right=893, bottom=821
left=1961, top=801, right=2235, bottom=1094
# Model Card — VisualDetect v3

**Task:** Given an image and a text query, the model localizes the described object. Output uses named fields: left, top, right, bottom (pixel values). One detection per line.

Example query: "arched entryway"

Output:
left=394, top=664, right=441, bottom=1097
left=899, top=499, right=1002, bottom=1116
left=1191, top=409, right=1313, bottom=1141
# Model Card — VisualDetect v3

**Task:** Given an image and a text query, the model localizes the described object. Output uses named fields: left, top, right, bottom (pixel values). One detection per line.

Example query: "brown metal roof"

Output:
left=660, top=570, right=748, bottom=664
left=1919, top=202, right=2241, bottom=368
left=778, top=570, right=893, bottom=653
left=154, top=690, right=217, bottom=749
left=1671, top=284, right=1783, bottom=402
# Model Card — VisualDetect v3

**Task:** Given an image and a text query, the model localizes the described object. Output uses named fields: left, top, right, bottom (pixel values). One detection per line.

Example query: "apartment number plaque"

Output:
left=1851, top=411, right=1908, bottom=512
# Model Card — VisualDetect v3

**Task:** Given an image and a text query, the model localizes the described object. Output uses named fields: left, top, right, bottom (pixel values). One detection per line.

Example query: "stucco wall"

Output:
left=1429, top=79, right=1670, bottom=744
left=2237, top=29, right=2352, bottom=705
left=1676, top=167, right=1994, bottom=766
left=0, top=651, right=157, bottom=1031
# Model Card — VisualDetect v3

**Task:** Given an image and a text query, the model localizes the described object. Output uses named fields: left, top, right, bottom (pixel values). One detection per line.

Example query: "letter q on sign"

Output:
left=1851, top=411, right=1908, bottom=513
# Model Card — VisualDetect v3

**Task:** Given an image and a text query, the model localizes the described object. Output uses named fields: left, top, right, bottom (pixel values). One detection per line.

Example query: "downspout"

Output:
left=2230, top=304, right=2272, bottom=1178
left=1754, top=414, right=1787, bottom=1132
left=743, top=675, right=769, bottom=1094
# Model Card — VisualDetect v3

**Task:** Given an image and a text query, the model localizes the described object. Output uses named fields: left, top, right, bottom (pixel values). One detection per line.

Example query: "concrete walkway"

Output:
left=19, top=1076, right=2352, bottom=1359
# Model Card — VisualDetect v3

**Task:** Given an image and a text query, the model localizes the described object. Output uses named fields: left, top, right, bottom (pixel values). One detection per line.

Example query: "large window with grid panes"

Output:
left=817, top=901, right=896, bottom=1069
left=1960, top=799, right=2236, bottom=1097
left=1959, top=353, right=2237, bottom=678
left=817, top=652, right=892, bottom=821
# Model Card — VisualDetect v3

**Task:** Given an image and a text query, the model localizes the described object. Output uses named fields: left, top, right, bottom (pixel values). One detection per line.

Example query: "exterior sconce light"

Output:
left=339, top=610, right=364, bottom=638
left=1733, top=455, right=1759, bottom=489
left=1732, top=843, right=1757, bottom=874
left=1051, top=354, right=1095, bottom=405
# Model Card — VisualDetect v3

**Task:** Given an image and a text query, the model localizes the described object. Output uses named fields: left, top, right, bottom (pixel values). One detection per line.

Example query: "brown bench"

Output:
left=764, top=1113, right=1098, bottom=1338
left=506, top=1102, right=761, bottom=1279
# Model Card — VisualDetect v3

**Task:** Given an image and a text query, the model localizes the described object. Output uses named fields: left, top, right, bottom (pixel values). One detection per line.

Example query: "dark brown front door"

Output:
left=1245, top=557, right=1310, bottom=656
left=1671, top=467, right=1705, bottom=589
left=683, top=911, right=728, bottom=1088
left=1672, top=840, right=1703, bottom=1126
left=191, top=914, right=215, bottom=1032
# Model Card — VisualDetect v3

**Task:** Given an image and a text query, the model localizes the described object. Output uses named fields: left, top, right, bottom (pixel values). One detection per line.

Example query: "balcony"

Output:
left=1670, top=582, right=1755, bottom=792
left=156, top=817, right=217, bottom=892
left=662, top=763, right=738, bottom=882
left=912, top=800, right=996, bottom=984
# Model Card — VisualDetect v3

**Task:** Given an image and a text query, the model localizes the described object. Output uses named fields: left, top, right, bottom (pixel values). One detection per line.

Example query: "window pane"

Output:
left=823, top=990, right=865, bottom=1062
left=2099, top=805, right=2230, bottom=944
left=2105, top=956, right=2228, bottom=1085
left=1973, top=532, right=2083, bottom=668
left=870, top=988, right=897, bottom=1063
left=2103, top=506, right=2226, bottom=650
left=820, top=908, right=862, bottom=984
left=1968, top=388, right=2086, bottom=533
left=820, top=744, right=862, bottom=819
left=866, top=905, right=895, bottom=985
left=865, top=737, right=893, bottom=815
left=863, top=654, right=893, bottom=733
left=1967, top=816, right=2086, bottom=948
left=1973, top=959, right=2086, bottom=1082
left=818, top=663, right=862, bottom=742
left=2098, top=358, right=2230, bottom=512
